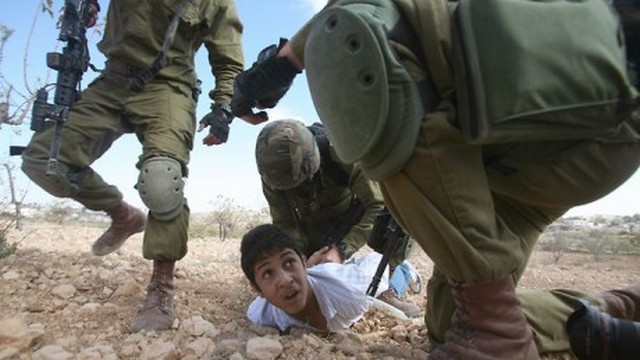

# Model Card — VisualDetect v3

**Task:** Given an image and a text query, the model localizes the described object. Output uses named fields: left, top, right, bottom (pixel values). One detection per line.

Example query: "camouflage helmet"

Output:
left=255, top=119, right=321, bottom=190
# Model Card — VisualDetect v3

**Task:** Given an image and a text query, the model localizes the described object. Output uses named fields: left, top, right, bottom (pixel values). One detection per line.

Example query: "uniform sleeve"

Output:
left=339, top=159, right=385, bottom=255
left=203, top=0, right=245, bottom=104
left=262, top=182, right=300, bottom=242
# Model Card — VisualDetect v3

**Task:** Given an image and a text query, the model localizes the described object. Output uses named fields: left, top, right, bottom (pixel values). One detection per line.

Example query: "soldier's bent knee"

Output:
left=137, top=156, right=184, bottom=221
left=21, top=155, right=79, bottom=198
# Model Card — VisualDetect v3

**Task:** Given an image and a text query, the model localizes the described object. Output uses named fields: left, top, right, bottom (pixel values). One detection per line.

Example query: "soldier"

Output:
left=255, top=119, right=422, bottom=318
left=231, top=0, right=640, bottom=358
left=21, top=0, right=245, bottom=332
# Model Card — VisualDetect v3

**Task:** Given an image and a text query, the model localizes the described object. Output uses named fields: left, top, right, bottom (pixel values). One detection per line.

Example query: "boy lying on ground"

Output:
left=240, top=224, right=391, bottom=333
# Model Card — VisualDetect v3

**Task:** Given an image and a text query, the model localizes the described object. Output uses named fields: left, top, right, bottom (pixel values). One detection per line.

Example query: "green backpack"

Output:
left=451, top=0, right=639, bottom=144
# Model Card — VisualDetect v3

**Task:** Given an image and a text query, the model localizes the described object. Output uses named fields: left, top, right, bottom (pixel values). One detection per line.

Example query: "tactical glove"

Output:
left=231, top=38, right=301, bottom=117
left=199, top=103, right=234, bottom=144
left=85, top=0, right=101, bottom=28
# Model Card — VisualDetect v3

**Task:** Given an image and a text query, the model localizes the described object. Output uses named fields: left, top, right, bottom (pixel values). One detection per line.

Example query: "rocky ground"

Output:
left=1, top=220, right=639, bottom=360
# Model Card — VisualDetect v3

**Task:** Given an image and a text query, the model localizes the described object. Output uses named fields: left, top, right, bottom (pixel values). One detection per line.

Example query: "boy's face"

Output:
left=253, top=248, right=311, bottom=316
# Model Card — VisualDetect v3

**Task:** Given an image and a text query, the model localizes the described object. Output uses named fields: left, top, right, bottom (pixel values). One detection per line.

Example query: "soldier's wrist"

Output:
left=335, top=242, right=356, bottom=261
left=211, top=103, right=234, bottom=123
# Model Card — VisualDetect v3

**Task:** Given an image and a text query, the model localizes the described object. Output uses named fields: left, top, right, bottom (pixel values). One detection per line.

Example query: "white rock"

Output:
left=2, top=270, right=19, bottom=280
left=186, top=337, right=215, bottom=357
left=51, top=284, right=76, bottom=299
left=181, top=315, right=219, bottom=338
left=245, top=336, right=283, bottom=360
left=32, top=345, right=73, bottom=360
left=139, top=340, right=178, bottom=360
left=0, top=317, right=44, bottom=352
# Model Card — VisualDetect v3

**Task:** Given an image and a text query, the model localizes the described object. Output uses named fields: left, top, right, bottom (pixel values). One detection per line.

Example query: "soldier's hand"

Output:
left=198, top=103, right=234, bottom=146
left=85, top=0, right=100, bottom=28
left=231, top=80, right=269, bottom=125
left=307, top=246, right=343, bottom=267
left=230, top=38, right=300, bottom=122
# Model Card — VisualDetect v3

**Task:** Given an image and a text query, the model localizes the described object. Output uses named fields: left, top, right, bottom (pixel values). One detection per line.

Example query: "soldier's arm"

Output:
left=339, top=161, right=386, bottom=257
left=198, top=0, right=244, bottom=145
left=230, top=0, right=339, bottom=124
left=202, top=0, right=245, bottom=105
left=262, top=182, right=298, bottom=237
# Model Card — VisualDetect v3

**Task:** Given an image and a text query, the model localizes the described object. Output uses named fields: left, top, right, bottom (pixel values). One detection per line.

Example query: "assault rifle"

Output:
left=19, top=0, right=96, bottom=173
left=366, top=208, right=408, bottom=297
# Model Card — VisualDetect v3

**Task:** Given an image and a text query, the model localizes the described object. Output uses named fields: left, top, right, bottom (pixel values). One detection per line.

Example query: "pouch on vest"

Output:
left=452, top=0, right=639, bottom=144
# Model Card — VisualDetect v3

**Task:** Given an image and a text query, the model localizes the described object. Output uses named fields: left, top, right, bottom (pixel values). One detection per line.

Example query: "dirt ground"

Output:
left=1, top=220, right=639, bottom=359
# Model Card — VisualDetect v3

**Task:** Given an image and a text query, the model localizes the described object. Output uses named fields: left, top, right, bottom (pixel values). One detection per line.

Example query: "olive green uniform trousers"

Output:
left=380, top=110, right=640, bottom=352
left=291, top=0, right=640, bottom=352
left=22, top=73, right=195, bottom=261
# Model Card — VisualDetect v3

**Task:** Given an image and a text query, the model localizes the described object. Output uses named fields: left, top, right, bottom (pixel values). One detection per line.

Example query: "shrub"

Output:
left=0, top=221, right=18, bottom=259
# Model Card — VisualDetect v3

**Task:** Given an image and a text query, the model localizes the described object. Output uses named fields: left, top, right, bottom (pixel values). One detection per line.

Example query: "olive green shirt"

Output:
left=98, top=0, right=244, bottom=104
left=263, top=149, right=384, bottom=258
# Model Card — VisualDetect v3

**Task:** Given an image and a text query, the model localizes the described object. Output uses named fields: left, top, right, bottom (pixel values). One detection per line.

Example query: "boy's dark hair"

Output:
left=241, top=224, right=305, bottom=288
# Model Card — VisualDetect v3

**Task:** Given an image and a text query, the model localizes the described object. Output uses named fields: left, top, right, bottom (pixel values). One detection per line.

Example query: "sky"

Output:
left=0, top=0, right=639, bottom=217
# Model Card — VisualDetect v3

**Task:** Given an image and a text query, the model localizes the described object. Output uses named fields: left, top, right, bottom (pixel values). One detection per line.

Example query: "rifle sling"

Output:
left=129, top=0, right=190, bottom=91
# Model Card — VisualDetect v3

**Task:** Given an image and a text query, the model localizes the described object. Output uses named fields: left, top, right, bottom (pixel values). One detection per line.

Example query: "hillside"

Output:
left=1, top=219, right=639, bottom=359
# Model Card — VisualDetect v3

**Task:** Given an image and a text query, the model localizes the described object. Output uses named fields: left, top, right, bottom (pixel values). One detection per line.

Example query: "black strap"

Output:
left=130, top=0, right=190, bottom=91
left=307, top=122, right=350, bottom=187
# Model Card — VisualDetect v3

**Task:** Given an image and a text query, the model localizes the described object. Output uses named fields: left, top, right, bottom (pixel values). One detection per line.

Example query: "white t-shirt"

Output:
left=247, top=252, right=389, bottom=332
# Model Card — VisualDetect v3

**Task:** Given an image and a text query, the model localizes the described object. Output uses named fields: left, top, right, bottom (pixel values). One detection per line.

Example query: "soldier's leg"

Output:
left=419, top=124, right=640, bottom=355
left=21, top=75, right=146, bottom=255
left=21, top=75, right=129, bottom=210
left=126, top=81, right=196, bottom=333
left=380, top=112, right=539, bottom=359
left=381, top=109, right=640, bottom=358
left=425, top=194, right=562, bottom=350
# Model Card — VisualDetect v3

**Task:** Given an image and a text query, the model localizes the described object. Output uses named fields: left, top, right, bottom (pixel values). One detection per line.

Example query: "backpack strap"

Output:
left=307, top=122, right=350, bottom=187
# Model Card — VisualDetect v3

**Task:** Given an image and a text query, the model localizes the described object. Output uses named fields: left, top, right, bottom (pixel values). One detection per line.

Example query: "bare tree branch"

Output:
left=24, top=0, right=56, bottom=94
left=3, top=162, right=24, bottom=230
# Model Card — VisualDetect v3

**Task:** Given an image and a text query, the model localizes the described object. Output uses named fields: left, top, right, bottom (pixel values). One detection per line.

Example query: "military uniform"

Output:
left=286, top=0, right=640, bottom=355
left=260, top=123, right=385, bottom=261
left=22, top=0, right=244, bottom=260
left=21, top=0, right=244, bottom=332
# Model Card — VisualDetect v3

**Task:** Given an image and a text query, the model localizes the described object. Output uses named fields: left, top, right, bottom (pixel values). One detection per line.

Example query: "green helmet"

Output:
left=255, top=119, right=321, bottom=190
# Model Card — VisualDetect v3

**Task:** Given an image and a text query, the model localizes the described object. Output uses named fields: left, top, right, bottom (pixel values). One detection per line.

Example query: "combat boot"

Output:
left=377, top=289, right=422, bottom=318
left=429, top=277, right=539, bottom=360
left=567, top=299, right=640, bottom=360
left=92, top=201, right=146, bottom=256
left=130, top=260, right=176, bottom=333
left=596, top=283, right=640, bottom=321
